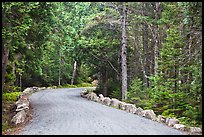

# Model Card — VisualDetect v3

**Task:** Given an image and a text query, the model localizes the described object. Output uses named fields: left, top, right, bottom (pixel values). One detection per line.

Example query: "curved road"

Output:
left=19, top=88, right=185, bottom=135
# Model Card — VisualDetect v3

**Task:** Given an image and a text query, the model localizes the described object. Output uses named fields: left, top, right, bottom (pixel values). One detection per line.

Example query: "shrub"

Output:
left=2, top=92, right=22, bottom=101
left=57, top=84, right=77, bottom=88
left=110, top=88, right=121, bottom=100
left=76, top=82, right=93, bottom=87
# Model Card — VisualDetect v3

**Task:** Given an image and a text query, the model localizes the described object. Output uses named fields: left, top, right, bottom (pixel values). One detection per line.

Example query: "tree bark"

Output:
left=12, top=62, right=16, bottom=86
left=148, top=2, right=161, bottom=76
left=71, top=61, right=77, bottom=85
left=153, top=2, right=160, bottom=76
left=58, top=49, right=61, bottom=86
left=121, top=3, right=128, bottom=100
left=134, top=25, right=148, bottom=88
left=101, top=69, right=108, bottom=96
left=2, top=46, right=10, bottom=91
left=20, top=73, right=22, bottom=92
left=142, top=3, right=149, bottom=87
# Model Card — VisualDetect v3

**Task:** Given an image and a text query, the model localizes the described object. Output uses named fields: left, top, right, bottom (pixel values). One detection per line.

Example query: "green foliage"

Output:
left=57, top=83, right=93, bottom=88
left=110, top=88, right=121, bottom=100
left=2, top=121, right=10, bottom=132
left=107, top=78, right=121, bottom=99
left=2, top=113, right=14, bottom=132
left=127, top=77, right=144, bottom=100
left=58, top=84, right=78, bottom=88
left=3, top=85, right=21, bottom=93
left=76, top=83, right=93, bottom=87
left=2, top=92, right=22, bottom=101
left=2, top=2, right=201, bottom=128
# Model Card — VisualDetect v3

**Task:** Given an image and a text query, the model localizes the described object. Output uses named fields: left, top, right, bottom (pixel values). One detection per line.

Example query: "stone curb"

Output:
left=11, top=86, right=56, bottom=125
left=80, top=90, right=202, bottom=135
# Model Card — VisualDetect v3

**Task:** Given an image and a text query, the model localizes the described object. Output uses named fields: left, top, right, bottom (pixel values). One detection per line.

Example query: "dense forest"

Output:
left=2, top=2, right=202, bottom=128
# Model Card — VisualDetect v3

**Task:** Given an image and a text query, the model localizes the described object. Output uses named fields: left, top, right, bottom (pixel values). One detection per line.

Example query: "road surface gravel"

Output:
left=19, top=88, right=185, bottom=135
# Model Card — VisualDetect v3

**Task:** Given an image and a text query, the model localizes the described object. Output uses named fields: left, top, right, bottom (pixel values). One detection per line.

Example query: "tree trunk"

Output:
left=71, top=61, right=77, bottom=85
left=142, top=3, right=149, bottom=87
left=153, top=2, right=160, bottom=76
left=12, top=62, right=16, bottom=86
left=101, top=69, right=108, bottom=96
left=20, top=74, right=22, bottom=92
left=121, top=3, right=128, bottom=100
left=2, top=46, right=10, bottom=91
left=134, top=26, right=148, bottom=88
left=58, top=49, right=61, bottom=86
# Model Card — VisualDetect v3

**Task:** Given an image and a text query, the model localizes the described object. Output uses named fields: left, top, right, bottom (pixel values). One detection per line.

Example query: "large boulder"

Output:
left=134, top=107, right=144, bottom=116
left=173, top=124, right=186, bottom=131
left=32, top=86, right=39, bottom=92
left=189, top=127, right=202, bottom=134
left=23, top=87, right=33, bottom=95
left=157, top=115, right=166, bottom=123
left=125, top=103, right=136, bottom=114
left=86, top=92, right=92, bottom=100
left=118, top=102, right=126, bottom=110
left=86, top=92, right=97, bottom=101
left=110, top=98, right=121, bottom=108
left=16, top=100, right=29, bottom=112
left=98, top=94, right=105, bottom=103
left=102, top=97, right=111, bottom=106
left=142, top=110, right=157, bottom=121
left=47, top=87, right=52, bottom=90
left=165, top=117, right=171, bottom=125
left=90, top=92, right=98, bottom=101
left=94, top=96, right=99, bottom=102
left=52, top=86, right=57, bottom=89
left=99, top=94, right=104, bottom=98
left=11, top=110, right=27, bottom=124
left=80, top=90, right=89, bottom=98
left=80, top=92, right=86, bottom=98
left=39, top=87, right=46, bottom=90
left=166, top=118, right=179, bottom=127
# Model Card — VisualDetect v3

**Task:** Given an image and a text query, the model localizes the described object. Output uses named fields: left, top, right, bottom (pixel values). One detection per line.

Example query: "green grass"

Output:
left=76, top=82, right=93, bottom=87
left=57, top=83, right=93, bottom=88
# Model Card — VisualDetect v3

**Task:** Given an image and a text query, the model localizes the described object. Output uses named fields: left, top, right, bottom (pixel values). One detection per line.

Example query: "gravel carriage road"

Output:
left=19, top=88, right=185, bottom=135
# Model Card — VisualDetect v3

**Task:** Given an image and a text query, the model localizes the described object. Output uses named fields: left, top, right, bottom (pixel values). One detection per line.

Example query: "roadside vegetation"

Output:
left=2, top=2, right=202, bottom=132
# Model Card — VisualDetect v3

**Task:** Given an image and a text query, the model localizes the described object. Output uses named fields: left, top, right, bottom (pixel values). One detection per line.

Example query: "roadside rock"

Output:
left=134, top=107, right=144, bottom=116
left=80, top=92, right=86, bottom=98
left=118, top=102, right=126, bottom=110
left=167, top=118, right=179, bottom=127
left=86, top=92, right=92, bottom=100
left=125, top=103, right=136, bottom=114
left=173, top=124, right=186, bottom=131
left=157, top=115, right=166, bottom=123
left=39, top=87, right=46, bottom=90
left=98, top=94, right=105, bottom=103
left=11, top=110, right=27, bottom=124
left=110, top=98, right=121, bottom=108
left=102, top=97, right=111, bottom=106
left=32, top=86, right=39, bottom=91
left=142, top=110, right=157, bottom=121
left=99, top=94, right=104, bottom=98
left=23, top=88, right=33, bottom=95
left=52, top=86, right=57, bottom=89
left=90, top=92, right=98, bottom=101
left=165, top=117, right=171, bottom=125
left=189, top=127, right=202, bottom=134
left=94, top=96, right=99, bottom=102
left=80, top=89, right=89, bottom=98
left=16, top=100, right=29, bottom=112
left=47, top=87, right=52, bottom=89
